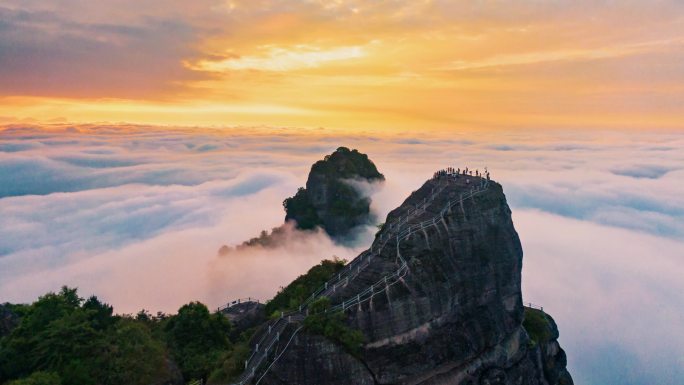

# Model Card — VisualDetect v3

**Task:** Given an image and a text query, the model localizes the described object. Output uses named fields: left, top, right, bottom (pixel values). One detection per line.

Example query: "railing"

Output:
left=300, top=178, right=452, bottom=308
left=253, top=325, right=304, bottom=385
left=525, top=302, right=545, bottom=312
left=328, top=262, right=409, bottom=313
left=217, top=297, right=261, bottom=312
left=323, top=179, right=490, bottom=315
left=230, top=170, right=491, bottom=384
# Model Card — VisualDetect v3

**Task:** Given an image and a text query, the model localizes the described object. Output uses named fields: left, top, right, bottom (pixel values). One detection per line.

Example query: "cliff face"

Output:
left=283, top=147, right=384, bottom=239
left=263, top=175, right=572, bottom=385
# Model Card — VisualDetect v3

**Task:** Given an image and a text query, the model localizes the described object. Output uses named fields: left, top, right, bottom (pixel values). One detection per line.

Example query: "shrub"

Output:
left=523, top=308, right=552, bottom=347
left=6, top=371, right=62, bottom=385
left=265, top=259, right=346, bottom=315
left=207, top=342, right=251, bottom=384
left=162, top=302, right=232, bottom=380
left=303, top=298, right=364, bottom=356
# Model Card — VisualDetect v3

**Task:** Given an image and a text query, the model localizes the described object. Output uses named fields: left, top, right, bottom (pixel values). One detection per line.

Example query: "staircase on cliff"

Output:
left=229, top=169, right=493, bottom=385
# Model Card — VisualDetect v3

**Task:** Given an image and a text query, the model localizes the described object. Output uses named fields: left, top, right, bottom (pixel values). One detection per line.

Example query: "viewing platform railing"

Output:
left=217, top=297, right=261, bottom=313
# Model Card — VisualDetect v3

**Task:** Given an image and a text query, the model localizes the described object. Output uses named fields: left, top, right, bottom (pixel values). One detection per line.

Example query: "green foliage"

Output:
left=0, top=286, right=172, bottom=385
left=311, top=147, right=384, bottom=181
left=238, top=226, right=288, bottom=249
left=0, top=288, right=244, bottom=385
left=283, top=147, right=384, bottom=233
left=268, top=310, right=282, bottom=320
left=6, top=371, right=62, bottom=385
left=328, top=186, right=370, bottom=218
left=264, top=259, right=346, bottom=315
left=303, top=297, right=364, bottom=356
left=523, top=308, right=552, bottom=347
left=81, top=296, right=114, bottom=330
left=207, top=342, right=251, bottom=383
left=283, top=188, right=321, bottom=230
left=102, top=318, right=168, bottom=385
left=0, top=256, right=369, bottom=385
left=162, top=302, right=232, bottom=381
left=308, top=297, right=332, bottom=314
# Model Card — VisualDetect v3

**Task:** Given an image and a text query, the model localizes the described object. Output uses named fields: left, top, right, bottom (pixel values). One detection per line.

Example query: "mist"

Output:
left=1, top=124, right=682, bottom=384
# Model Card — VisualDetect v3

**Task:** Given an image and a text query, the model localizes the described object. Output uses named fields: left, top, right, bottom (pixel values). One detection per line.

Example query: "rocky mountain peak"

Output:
left=283, top=147, right=384, bottom=239
left=246, top=169, right=572, bottom=385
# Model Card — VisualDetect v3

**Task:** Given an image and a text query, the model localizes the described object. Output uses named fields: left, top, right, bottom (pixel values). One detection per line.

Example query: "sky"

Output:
left=1, top=0, right=684, bottom=131
left=1, top=1, right=683, bottom=384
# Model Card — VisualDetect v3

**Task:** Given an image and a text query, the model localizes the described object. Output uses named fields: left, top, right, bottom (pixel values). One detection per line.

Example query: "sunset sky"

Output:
left=2, top=0, right=684, bottom=131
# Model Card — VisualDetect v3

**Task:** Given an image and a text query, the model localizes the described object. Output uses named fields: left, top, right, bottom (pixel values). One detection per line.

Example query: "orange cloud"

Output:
left=1, top=0, right=683, bottom=131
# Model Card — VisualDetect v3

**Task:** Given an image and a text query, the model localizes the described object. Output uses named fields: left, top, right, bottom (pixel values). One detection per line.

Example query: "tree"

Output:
left=102, top=319, right=169, bottom=385
left=82, top=296, right=114, bottom=331
left=0, top=287, right=176, bottom=385
left=6, top=371, right=62, bottom=385
left=163, top=302, right=231, bottom=380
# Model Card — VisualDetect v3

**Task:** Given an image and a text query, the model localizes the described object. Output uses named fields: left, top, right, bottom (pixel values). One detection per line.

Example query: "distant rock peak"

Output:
left=218, top=147, right=384, bottom=256
left=284, top=147, right=384, bottom=240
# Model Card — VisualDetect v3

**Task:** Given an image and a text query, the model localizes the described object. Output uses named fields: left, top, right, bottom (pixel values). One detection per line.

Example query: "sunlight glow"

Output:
left=194, top=45, right=366, bottom=72
left=1, top=1, right=683, bottom=132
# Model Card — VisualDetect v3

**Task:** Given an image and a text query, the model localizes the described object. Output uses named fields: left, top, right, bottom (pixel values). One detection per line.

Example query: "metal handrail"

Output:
left=217, top=297, right=261, bottom=312
left=525, top=302, right=545, bottom=312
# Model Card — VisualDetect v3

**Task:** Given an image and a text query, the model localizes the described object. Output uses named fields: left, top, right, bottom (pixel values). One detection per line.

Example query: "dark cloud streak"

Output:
left=0, top=6, right=207, bottom=97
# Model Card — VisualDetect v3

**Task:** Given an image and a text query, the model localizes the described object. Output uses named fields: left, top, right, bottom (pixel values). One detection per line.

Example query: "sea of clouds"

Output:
left=0, top=124, right=682, bottom=384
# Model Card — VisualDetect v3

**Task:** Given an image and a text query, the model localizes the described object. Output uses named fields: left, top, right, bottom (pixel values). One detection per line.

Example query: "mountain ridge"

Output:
left=238, top=169, right=572, bottom=385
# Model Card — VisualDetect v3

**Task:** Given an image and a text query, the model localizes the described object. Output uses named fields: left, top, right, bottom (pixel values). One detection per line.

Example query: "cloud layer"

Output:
left=0, top=124, right=682, bottom=384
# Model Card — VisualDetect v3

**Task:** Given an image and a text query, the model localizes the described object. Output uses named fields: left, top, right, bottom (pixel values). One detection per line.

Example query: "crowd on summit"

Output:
left=433, top=166, right=490, bottom=181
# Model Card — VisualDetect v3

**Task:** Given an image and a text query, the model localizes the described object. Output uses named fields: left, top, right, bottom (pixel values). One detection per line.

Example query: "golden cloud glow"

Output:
left=193, top=45, right=365, bottom=72
left=438, top=38, right=684, bottom=71
left=1, top=0, right=683, bottom=132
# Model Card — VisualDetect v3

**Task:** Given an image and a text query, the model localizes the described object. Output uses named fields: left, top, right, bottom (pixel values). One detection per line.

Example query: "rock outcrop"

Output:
left=0, top=304, right=20, bottom=338
left=220, top=300, right=266, bottom=339
left=283, top=147, right=384, bottom=240
left=218, top=148, right=384, bottom=255
left=261, top=173, right=572, bottom=384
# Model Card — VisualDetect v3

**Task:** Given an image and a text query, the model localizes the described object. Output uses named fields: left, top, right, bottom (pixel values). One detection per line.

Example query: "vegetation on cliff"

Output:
left=523, top=307, right=553, bottom=347
left=207, top=258, right=348, bottom=383
left=283, top=147, right=384, bottom=237
left=265, top=258, right=346, bottom=316
left=303, top=297, right=364, bottom=356
left=218, top=147, right=384, bottom=255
